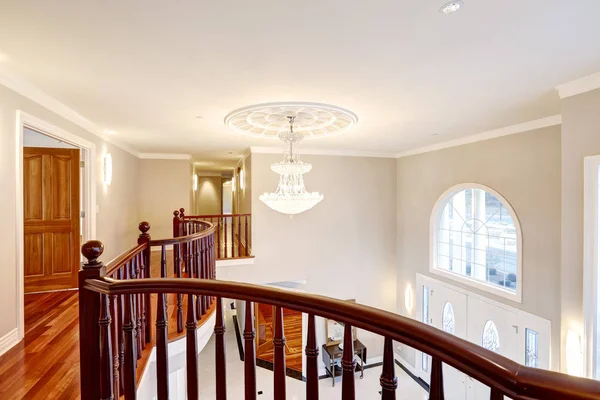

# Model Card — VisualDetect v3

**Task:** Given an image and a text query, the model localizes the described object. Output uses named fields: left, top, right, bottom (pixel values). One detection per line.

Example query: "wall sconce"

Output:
left=193, top=174, right=198, bottom=191
left=240, top=169, right=245, bottom=190
left=405, top=284, right=413, bottom=313
left=232, top=175, right=236, bottom=192
left=566, top=329, right=583, bottom=377
left=103, top=153, right=112, bottom=185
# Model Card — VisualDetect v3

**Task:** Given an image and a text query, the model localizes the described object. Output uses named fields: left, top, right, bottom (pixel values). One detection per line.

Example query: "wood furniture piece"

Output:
left=77, top=213, right=600, bottom=400
left=322, top=340, right=366, bottom=387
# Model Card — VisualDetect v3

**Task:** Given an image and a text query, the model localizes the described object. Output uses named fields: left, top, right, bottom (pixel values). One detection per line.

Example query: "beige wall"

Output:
left=560, top=88, right=600, bottom=372
left=396, top=126, right=562, bottom=370
left=195, top=176, right=222, bottom=215
left=139, top=159, right=191, bottom=240
left=0, top=83, right=140, bottom=339
left=220, top=153, right=397, bottom=359
left=233, top=154, right=252, bottom=215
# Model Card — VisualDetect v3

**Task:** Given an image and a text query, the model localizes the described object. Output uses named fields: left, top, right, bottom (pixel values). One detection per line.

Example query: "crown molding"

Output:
left=139, top=153, right=193, bottom=161
left=556, top=72, right=600, bottom=99
left=0, top=66, right=141, bottom=157
left=395, top=114, right=562, bottom=158
left=250, top=146, right=397, bottom=158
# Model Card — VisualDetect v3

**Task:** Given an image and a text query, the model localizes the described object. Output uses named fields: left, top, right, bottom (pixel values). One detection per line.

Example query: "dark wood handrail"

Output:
left=173, top=208, right=252, bottom=259
left=105, top=243, right=148, bottom=276
left=81, top=277, right=600, bottom=400
left=182, top=213, right=252, bottom=219
left=149, top=222, right=215, bottom=247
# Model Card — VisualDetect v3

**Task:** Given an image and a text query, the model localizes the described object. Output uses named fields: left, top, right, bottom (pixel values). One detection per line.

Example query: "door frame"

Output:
left=15, top=110, right=96, bottom=339
left=583, top=154, right=600, bottom=379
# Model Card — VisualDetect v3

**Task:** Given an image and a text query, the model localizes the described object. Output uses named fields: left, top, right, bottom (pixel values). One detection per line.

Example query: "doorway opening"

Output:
left=16, top=111, right=96, bottom=340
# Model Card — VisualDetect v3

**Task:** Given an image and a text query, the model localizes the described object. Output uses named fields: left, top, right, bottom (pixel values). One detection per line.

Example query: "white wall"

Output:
left=219, top=153, right=398, bottom=359
left=139, top=159, right=192, bottom=240
left=395, top=126, right=562, bottom=370
left=222, top=181, right=233, bottom=214
left=195, top=176, right=222, bottom=215
left=0, top=83, right=140, bottom=340
left=560, top=88, right=600, bottom=373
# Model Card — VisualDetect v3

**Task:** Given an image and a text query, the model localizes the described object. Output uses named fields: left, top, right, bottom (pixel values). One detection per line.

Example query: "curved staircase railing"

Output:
left=78, top=221, right=600, bottom=400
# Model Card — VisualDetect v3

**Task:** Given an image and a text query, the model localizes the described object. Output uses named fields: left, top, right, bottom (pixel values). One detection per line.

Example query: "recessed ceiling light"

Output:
left=440, top=0, right=464, bottom=14
left=196, top=115, right=204, bottom=119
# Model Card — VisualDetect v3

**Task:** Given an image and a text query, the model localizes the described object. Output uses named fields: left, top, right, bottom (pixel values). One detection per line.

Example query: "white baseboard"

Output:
left=0, top=328, right=20, bottom=357
left=216, top=258, right=255, bottom=267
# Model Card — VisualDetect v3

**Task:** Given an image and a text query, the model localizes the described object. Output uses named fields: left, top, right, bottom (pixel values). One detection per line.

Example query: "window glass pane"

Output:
left=525, top=328, right=539, bottom=368
left=442, top=302, right=455, bottom=334
left=437, top=188, right=518, bottom=293
left=482, top=320, right=500, bottom=353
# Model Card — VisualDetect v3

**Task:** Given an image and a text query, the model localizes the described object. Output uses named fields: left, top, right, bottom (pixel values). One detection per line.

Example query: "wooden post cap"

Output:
left=81, top=240, right=104, bottom=267
left=173, top=210, right=180, bottom=217
left=138, top=221, right=151, bottom=234
left=179, top=208, right=185, bottom=217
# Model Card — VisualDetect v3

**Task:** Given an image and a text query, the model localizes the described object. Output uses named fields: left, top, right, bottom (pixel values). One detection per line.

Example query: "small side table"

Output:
left=322, top=339, right=367, bottom=387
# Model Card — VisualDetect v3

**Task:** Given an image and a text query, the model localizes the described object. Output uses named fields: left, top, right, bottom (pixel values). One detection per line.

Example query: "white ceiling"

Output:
left=0, top=0, right=599, bottom=170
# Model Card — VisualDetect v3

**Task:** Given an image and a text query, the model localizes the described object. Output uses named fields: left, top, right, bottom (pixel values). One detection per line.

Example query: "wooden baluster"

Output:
left=133, top=257, right=143, bottom=359
left=156, top=246, right=170, bottom=399
left=273, top=306, right=286, bottom=399
left=138, top=221, right=152, bottom=344
left=244, top=302, right=257, bottom=400
left=137, top=253, right=146, bottom=352
left=217, top=216, right=221, bottom=259
left=224, top=215, right=228, bottom=258
left=341, top=323, right=356, bottom=399
left=123, top=289, right=137, bottom=399
left=99, top=293, right=114, bottom=400
left=117, top=268, right=126, bottom=394
left=305, top=314, right=319, bottom=400
left=182, top=219, right=189, bottom=274
left=196, top=238, right=203, bottom=317
left=489, top=388, right=503, bottom=400
left=110, top=292, right=121, bottom=399
left=429, top=357, right=444, bottom=400
left=202, top=236, right=208, bottom=313
left=245, top=215, right=249, bottom=256
left=215, top=297, right=227, bottom=400
left=380, top=338, right=397, bottom=399
left=186, top=291, right=198, bottom=399
left=237, top=215, right=242, bottom=257
left=176, top=243, right=184, bottom=333
left=125, top=261, right=138, bottom=362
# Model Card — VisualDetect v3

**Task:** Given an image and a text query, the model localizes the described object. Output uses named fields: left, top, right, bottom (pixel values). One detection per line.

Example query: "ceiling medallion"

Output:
left=224, top=102, right=358, bottom=139
left=258, top=116, right=324, bottom=215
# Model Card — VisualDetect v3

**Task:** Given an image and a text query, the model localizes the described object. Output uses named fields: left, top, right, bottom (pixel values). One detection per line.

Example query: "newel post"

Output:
left=79, top=240, right=106, bottom=400
left=138, top=221, right=151, bottom=344
left=173, top=210, right=182, bottom=238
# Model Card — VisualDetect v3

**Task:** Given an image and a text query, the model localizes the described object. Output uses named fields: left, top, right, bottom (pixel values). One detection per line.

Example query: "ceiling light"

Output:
left=259, top=116, right=323, bottom=215
left=440, top=1, right=463, bottom=14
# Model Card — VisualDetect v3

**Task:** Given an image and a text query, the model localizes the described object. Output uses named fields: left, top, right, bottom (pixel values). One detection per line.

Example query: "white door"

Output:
left=466, top=296, right=518, bottom=400
left=430, top=285, right=468, bottom=400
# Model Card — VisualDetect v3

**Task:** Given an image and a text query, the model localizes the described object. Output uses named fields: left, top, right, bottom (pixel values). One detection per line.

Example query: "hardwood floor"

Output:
left=0, top=250, right=214, bottom=399
left=0, top=291, right=80, bottom=400
left=256, top=307, right=303, bottom=373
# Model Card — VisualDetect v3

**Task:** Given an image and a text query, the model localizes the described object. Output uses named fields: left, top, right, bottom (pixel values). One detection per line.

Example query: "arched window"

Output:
left=482, top=320, right=500, bottom=353
left=442, top=302, right=455, bottom=334
left=431, top=184, right=522, bottom=302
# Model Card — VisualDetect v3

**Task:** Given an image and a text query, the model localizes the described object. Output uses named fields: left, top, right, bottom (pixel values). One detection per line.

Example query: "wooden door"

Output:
left=24, top=147, right=80, bottom=293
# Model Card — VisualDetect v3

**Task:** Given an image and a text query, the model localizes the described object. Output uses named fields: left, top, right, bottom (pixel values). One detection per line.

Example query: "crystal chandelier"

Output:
left=259, top=116, right=324, bottom=215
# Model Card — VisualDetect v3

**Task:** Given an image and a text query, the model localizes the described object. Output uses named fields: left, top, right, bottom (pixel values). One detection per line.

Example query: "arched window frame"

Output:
left=430, top=183, right=523, bottom=303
